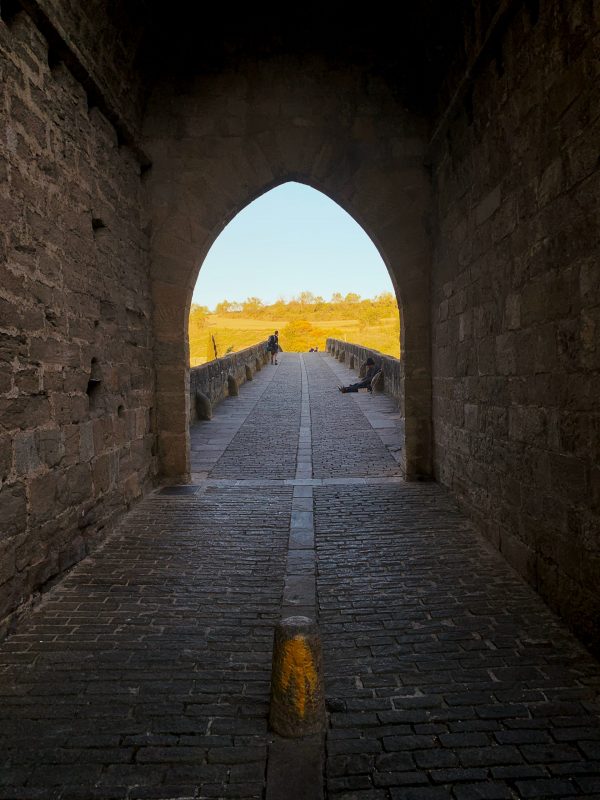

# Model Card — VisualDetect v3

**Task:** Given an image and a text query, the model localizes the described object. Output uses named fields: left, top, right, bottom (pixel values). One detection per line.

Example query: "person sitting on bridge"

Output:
left=338, top=357, right=381, bottom=393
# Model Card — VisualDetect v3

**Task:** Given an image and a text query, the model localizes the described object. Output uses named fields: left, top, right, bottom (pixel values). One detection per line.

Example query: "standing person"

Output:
left=338, top=357, right=381, bottom=393
left=267, top=330, right=279, bottom=365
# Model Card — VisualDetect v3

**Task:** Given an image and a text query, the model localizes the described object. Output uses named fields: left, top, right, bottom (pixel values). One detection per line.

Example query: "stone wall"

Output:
left=189, top=343, right=269, bottom=423
left=326, top=338, right=404, bottom=407
left=18, top=0, right=146, bottom=139
left=431, top=0, right=600, bottom=652
left=0, top=9, right=154, bottom=636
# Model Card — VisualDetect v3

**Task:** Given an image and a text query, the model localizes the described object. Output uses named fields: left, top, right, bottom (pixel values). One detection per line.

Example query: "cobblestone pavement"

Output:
left=315, top=485, right=600, bottom=799
left=308, top=357, right=401, bottom=479
left=1, top=353, right=599, bottom=799
left=203, top=359, right=301, bottom=480
left=0, top=488, right=291, bottom=800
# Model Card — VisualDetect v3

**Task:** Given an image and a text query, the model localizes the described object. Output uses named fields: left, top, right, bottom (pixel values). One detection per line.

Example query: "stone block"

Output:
left=59, top=535, right=86, bottom=572
left=550, top=454, right=587, bottom=503
left=0, top=482, right=27, bottom=540
left=0, top=541, right=16, bottom=587
left=27, top=551, right=59, bottom=593
left=92, top=452, right=114, bottom=494
left=508, top=406, right=547, bottom=447
left=464, top=403, right=478, bottom=431
left=0, top=434, right=12, bottom=480
left=227, top=374, right=239, bottom=397
left=14, top=367, right=41, bottom=394
left=60, top=464, right=93, bottom=507
left=0, top=363, right=11, bottom=394
left=195, top=390, right=212, bottom=420
left=500, top=529, right=537, bottom=585
left=13, top=430, right=41, bottom=475
left=0, top=395, right=51, bottom=431
left=495, top=333, right=517, bottom=376
left=504, top=294, right=521, bottom=330
left=79, top=421, right=95, bottom=463
left=532, top=325, right=558, bottom=373
left=53, top=393, right=89, bottom=426
left=0, top=577, right=21, bottom=621
left=476, top=338, right=495, bottom=375
left=475, top=185, right=501, bottom=226
left=28, top=470, right=58, bottom=524
left=458, top=310, right=472, bottom=341
left=537, top=157, right=563, bottom=207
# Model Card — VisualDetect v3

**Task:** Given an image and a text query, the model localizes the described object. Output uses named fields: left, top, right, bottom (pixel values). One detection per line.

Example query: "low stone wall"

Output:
left=326, top=339, right=404, bottom=411
left=189, top=342, right=269, bottom=422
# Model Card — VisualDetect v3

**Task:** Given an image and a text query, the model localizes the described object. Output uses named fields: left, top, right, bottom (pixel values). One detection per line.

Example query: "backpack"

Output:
left=267, top=334, right=276, bottom=348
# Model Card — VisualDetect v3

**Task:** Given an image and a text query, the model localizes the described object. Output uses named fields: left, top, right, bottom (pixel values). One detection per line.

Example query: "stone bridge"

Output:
left=1, top=352, right=598, bottom=799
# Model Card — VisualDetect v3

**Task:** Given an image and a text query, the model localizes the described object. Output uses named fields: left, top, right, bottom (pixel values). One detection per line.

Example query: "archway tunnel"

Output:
left=0, top=2, right=599, bottom=795
left=0, top=0, right=596, bottom=664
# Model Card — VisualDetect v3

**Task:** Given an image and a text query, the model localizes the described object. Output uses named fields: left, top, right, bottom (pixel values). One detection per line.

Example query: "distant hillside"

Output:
left=189, top=293, right=400, bottom=366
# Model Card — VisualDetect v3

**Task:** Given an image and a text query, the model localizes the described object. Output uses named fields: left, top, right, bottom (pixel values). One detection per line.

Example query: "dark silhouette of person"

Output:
left=267, top=330, right=279, bottom=364
left=338, top=357, right=381, bottom=393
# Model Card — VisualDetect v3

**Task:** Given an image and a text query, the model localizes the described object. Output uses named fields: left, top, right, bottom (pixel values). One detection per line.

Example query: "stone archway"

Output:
left=143, top=59, right=432, bottom=482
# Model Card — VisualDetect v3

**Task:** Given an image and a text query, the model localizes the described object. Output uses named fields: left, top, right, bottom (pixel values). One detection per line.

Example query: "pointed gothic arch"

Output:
left=144, top=61, right=432, bottom=481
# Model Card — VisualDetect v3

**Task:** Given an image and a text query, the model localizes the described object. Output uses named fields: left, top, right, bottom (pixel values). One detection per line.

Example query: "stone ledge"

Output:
left=189, top=341, right=269, bottom=423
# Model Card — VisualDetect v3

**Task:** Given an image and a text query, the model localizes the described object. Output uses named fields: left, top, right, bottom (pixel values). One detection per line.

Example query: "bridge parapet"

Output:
left=189, top=342, right=269, bottom=422
left=326, top=339, right=404, bottom=412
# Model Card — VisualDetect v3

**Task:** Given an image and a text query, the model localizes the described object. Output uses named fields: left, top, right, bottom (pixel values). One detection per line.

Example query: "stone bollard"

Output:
left=245, top=364, right=253, bottom=381
left=269, top=616, right=326, bottom=738
left=349, top=355, right=355, bottom=370
left=339, top=350, right=345, bottom=363
left=255, top=358, right=262, bottom=372
left=195, top=391, right=212, bottom=420
left=372, top=370, right=384, bottom=392
left=227, top=374, right=239, bottom=396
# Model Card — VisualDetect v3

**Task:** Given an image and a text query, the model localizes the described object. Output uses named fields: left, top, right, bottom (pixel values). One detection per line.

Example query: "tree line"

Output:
left=189, top=292, right=400, bottom=363
left=191, top=292, right=398, bottom=324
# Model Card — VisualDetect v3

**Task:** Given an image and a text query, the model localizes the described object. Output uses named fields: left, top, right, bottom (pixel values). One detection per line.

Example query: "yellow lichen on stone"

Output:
left=279, top=635, right=318, bottom=718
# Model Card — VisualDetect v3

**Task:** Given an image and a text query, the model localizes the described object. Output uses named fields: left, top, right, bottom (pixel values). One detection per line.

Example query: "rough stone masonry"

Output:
left=0, top=0, right=599, bottom=663
left=0, top=3, right=155, bottom=637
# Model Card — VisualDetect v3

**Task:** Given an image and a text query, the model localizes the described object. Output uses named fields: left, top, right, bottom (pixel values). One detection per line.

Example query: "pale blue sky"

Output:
left=192, top=182, right=394, bottom=309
